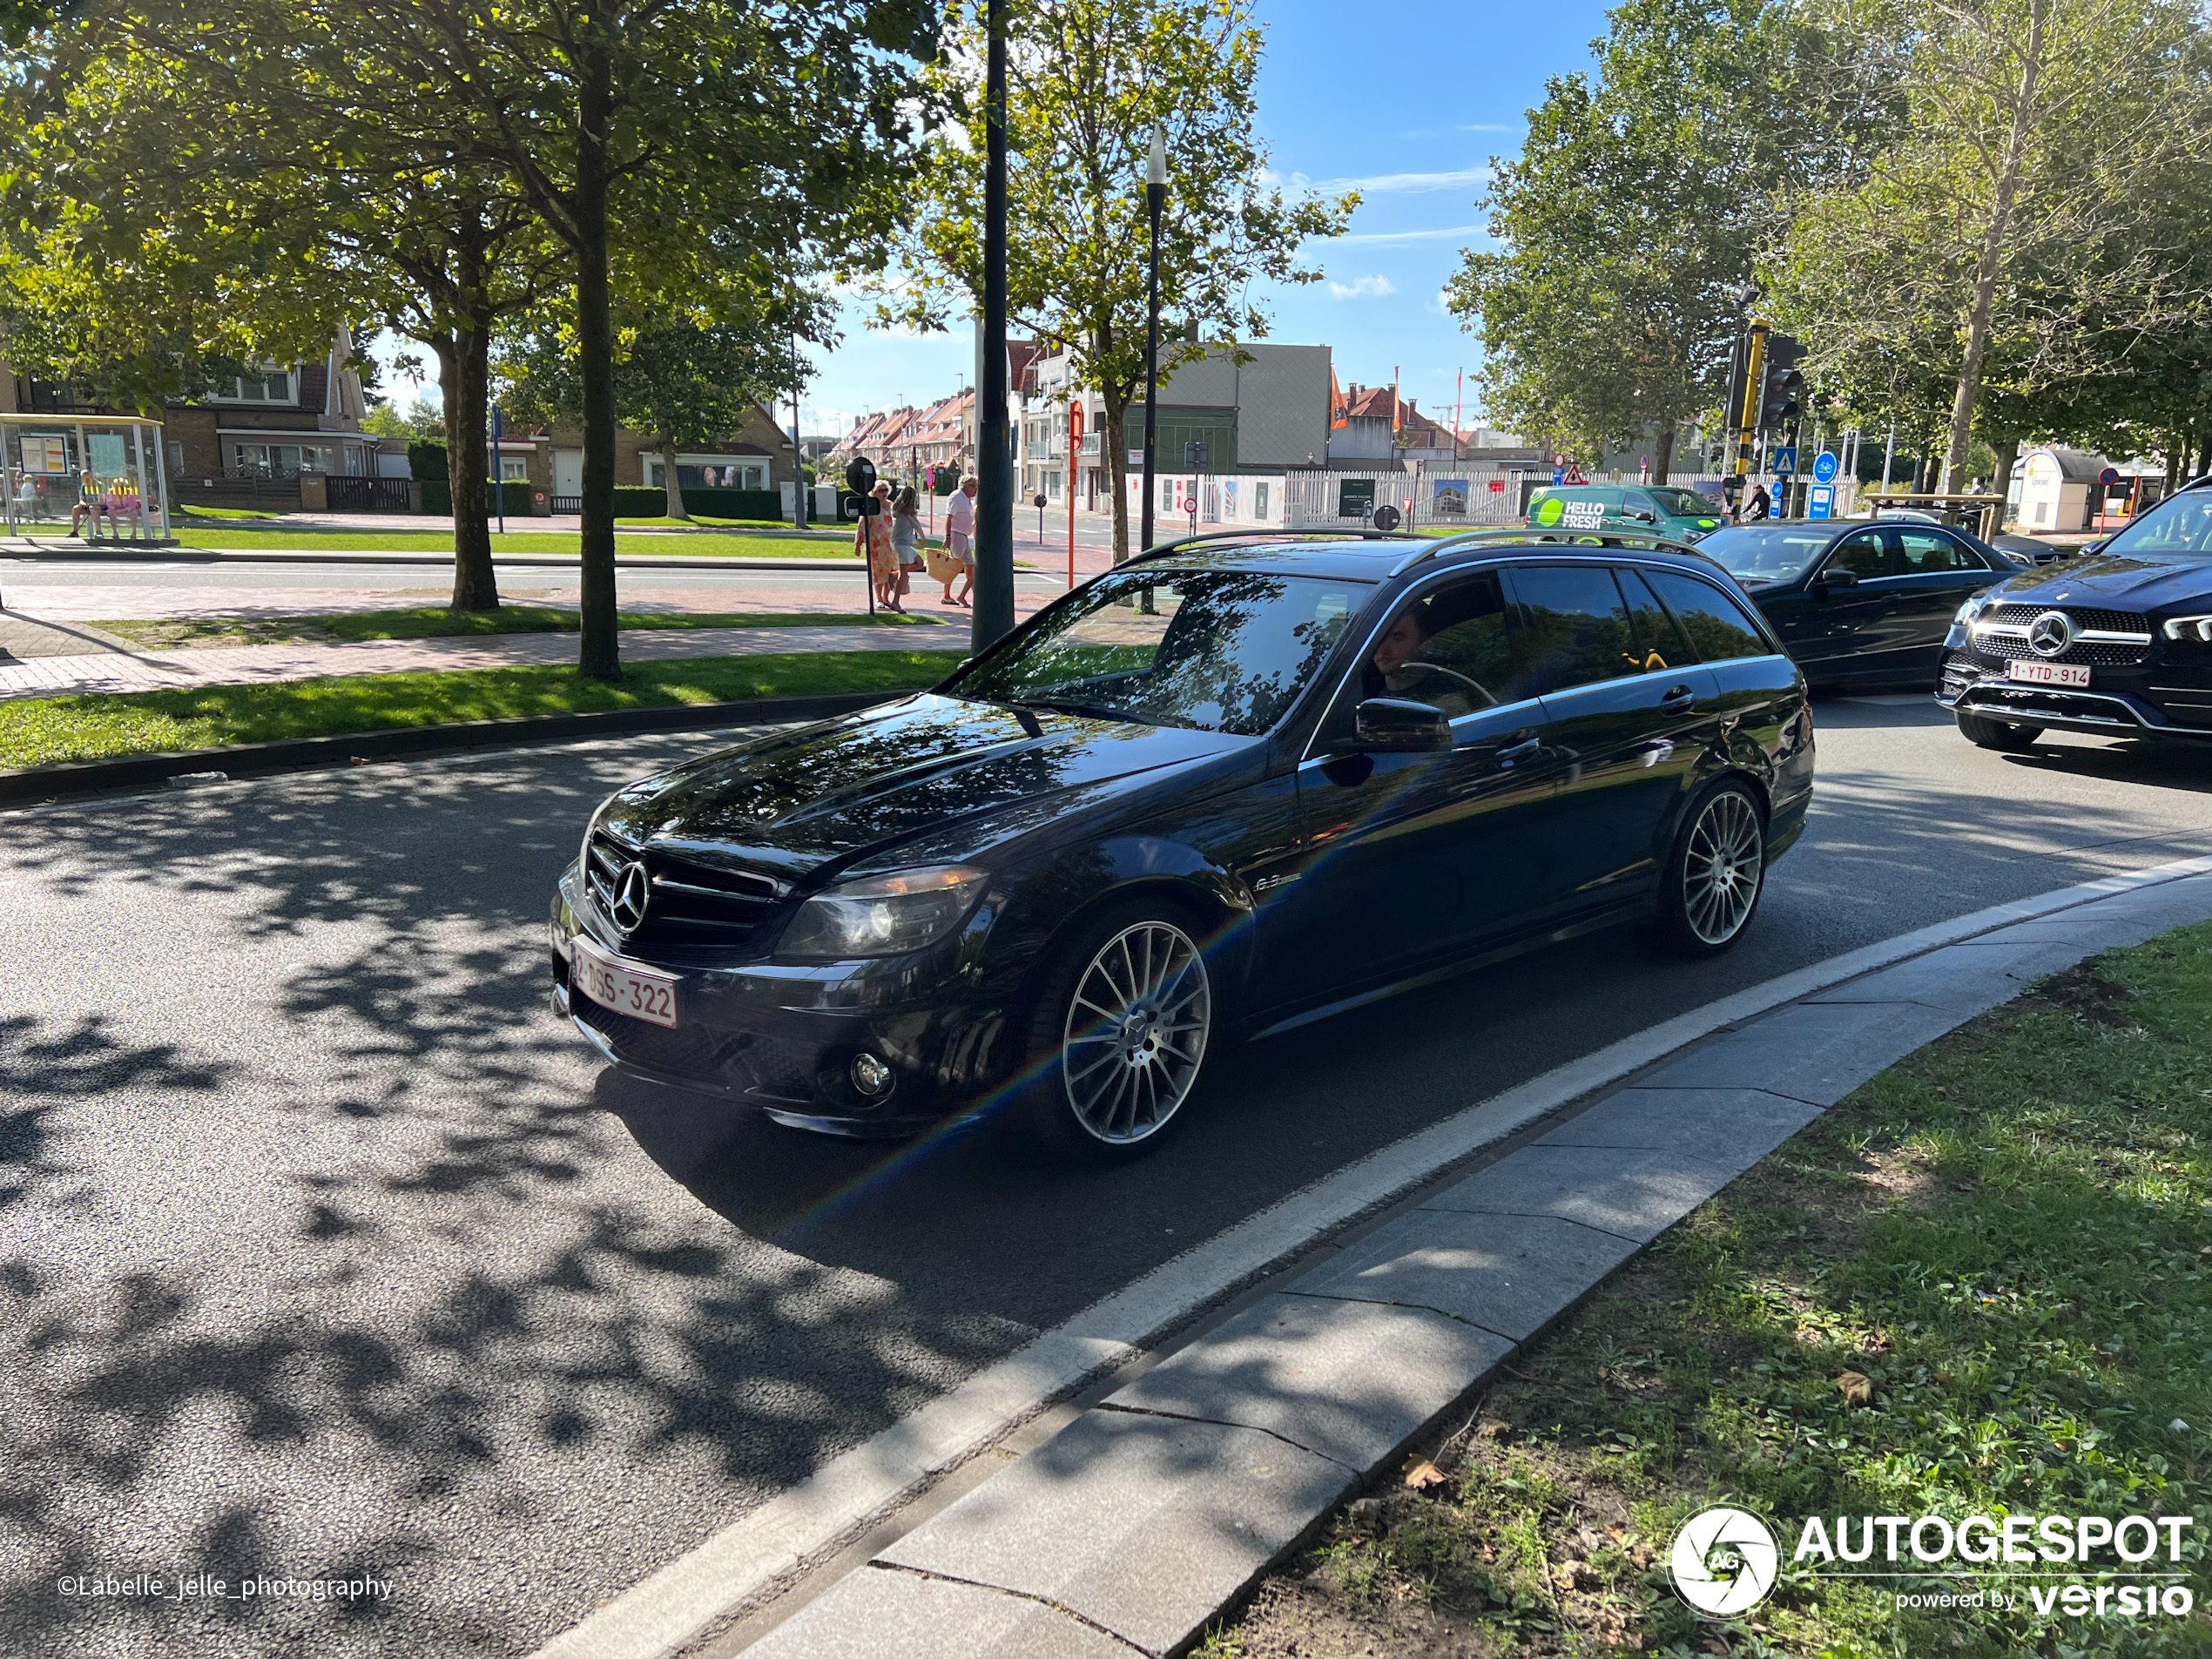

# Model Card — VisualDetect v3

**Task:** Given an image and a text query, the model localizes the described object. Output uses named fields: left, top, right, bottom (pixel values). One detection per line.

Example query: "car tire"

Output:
left=1654, top=780, right=1768, bottom=958
left=1015, top=899, right=1216, bottom=1163
left=1956, top=710, right=2042, bottom=751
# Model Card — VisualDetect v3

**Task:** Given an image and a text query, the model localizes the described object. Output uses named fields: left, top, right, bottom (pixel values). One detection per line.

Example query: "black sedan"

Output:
left=1938, top=477, right=2212, bottom=749
left=1697, top=518, right=2015, bottom=687
left=550, top=530, right=1815, bottom=1160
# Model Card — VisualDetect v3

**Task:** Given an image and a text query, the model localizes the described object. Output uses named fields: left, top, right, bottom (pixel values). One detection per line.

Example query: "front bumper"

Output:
left=1935, top=644, right=2212, bottom=741
left=550, top=862, right=1016, bottom=1137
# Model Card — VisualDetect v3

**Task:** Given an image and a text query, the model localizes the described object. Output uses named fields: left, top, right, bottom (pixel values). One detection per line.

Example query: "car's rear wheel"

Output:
left=1017, top=902, right=1214, bottom=1162
left=1956, top=709, right=2042, bottom=751
left=1655, top=781, right=1767, bottom=957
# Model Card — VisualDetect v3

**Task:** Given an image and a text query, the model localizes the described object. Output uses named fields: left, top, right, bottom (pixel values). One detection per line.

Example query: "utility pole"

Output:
left=788, top=338, right=808, bottom=531
left=1138, top=126, right=1166, bottom=557
left=1730, top=320, right=1769, bottom=517
left=1880, top=423, right=1896, bottom=494
left=972, top=0, right=1015, bottom=647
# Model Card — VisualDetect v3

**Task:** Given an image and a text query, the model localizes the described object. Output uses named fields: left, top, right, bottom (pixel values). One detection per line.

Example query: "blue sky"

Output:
left=380, top=0, right=1615, bottom=435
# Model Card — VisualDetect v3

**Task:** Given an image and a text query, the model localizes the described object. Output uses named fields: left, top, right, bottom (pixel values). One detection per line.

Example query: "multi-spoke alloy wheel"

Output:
left=1057, top=920, right=1211, bottom=1147
left=1655, top=784, right=1767, bottom=957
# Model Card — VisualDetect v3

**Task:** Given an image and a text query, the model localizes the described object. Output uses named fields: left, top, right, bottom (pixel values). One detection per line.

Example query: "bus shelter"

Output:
left=2, top=411, right=175, bottom=543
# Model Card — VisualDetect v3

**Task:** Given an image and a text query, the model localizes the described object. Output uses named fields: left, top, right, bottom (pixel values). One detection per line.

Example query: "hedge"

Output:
left=417, top=480, right=534, bottom=516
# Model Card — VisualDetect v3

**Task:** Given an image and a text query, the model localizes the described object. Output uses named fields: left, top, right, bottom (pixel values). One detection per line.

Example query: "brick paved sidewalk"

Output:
left=0, top=623, right=947, bottom=702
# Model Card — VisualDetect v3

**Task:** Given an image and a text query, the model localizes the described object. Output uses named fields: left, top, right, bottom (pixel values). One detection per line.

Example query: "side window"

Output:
left=1828, top=529, right=1894, bottom=579
left=1642, top=570, right=1773, bottom=663
left=1361, top=571, right=1524, bottom=718
left=1622, top=490, right=1660, bottom=521
left=1895, top=528, right=1972, bottom=572
left=1507, top=564, right=1643, bottom=694
left=1618, top=568, right=1696, bottom=671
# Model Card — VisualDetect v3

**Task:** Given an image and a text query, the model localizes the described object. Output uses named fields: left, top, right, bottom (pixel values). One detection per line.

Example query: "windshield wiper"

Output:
left=968, top=697, right=1043, bottom=737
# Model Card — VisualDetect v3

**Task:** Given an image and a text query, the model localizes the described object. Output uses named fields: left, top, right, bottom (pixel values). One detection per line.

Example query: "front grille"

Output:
left=1969, top=604, right=2151, bottom=668
left=1986, top=603, right=2143, bottom=634
left=587, top=831, right=784, bottom=957
left=1940, top=653, right=1978, bottom=698
left=1970, top=632, right=2144, bottom=667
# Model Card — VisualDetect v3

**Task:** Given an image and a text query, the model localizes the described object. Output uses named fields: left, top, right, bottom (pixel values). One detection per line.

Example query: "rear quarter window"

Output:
left=1642, top=570, right=1774, bottom=662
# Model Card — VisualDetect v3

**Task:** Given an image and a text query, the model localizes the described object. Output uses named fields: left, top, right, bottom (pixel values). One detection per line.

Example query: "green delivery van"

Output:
left=1523, top=483, right=1725, bottom=542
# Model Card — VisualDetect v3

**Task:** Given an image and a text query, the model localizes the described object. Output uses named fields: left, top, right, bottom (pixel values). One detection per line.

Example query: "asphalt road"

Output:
left=4, top=699, right=2210, bottom=1658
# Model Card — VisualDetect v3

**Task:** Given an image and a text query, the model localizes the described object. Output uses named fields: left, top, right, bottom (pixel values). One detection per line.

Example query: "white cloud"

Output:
left=1322, top=223, right=1486, bottom=246
left=1289, top=165, right=1495, bottom=196
left=1328, top=274, right=1398, bottom=300
left=1460, top=123, right=1519, bottom=133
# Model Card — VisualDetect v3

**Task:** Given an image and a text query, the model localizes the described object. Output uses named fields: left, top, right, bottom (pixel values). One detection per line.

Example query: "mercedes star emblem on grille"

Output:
left=610, top=860, right=651, bottom=934
left=2027, top=610, right=2075, bottom=658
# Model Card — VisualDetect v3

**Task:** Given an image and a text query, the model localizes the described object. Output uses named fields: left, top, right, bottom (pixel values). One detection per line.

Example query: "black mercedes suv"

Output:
left=1939, top=477, right=2212, bottom=748
left=551, top=529, right=1815, bottom=1160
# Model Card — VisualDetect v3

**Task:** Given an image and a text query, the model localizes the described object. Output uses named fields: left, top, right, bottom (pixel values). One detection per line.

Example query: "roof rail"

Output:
left=1120, top=527, right=1425, bottom=568
left=1385, top=525, right=1710, bottom=577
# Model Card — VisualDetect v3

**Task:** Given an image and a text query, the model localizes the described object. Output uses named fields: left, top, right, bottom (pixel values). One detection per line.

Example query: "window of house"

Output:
left=499, top=455, right=530, bottom=482
left=215, top=370, right=293, bottom=403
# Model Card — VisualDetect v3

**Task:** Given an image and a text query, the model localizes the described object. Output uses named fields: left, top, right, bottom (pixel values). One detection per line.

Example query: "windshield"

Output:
left=2097, top=489, right=2212, bottom=558
left=952, top=567, right=1369, bottom=735
left=1647, top=487, right=1721, bottom=518
left=1697, top=524, right=1839, bottom=583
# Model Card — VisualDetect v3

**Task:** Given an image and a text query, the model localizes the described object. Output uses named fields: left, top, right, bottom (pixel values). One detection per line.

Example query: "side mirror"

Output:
left=1630, top=510, right=1656, bottom=523
left=1816, top=567, right=1860, bottom=591
left=1351, top=697, right=1451, bottom=752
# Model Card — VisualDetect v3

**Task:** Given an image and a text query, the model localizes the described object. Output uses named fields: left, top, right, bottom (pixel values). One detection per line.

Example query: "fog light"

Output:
left=850, top=1052, right=894, bottom=1098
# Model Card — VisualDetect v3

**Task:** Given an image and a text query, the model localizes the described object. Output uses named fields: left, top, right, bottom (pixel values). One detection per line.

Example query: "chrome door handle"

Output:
left=1497, top=737, right=1543, bottom=768
left=1659, top=683, right=1697, bottom=708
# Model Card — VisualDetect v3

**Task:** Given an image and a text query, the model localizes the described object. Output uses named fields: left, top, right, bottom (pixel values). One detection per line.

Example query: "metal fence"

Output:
left=325, top=475, right=413, bottom=512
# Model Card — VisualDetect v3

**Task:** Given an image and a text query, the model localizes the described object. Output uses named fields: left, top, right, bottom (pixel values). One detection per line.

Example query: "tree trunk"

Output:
left=659, top=433, right=688, bottom=522
left=574, top=43, right=620, bottom=683
left=1102, top=388, right=1130, bottom=562
left=439, top=330, right=500, bottom=612
left=1652, top=419, right=1676, bottom=487
left=1988, top=437, right=2020, bottom=523
left=1942, top=0, right=2042, bottom=494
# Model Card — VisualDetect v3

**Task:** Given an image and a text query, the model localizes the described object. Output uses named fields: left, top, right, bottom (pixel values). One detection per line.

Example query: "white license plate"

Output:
left=2007, top=659, right=2089, bottom=688
left=572, top=935, right=679, bottom=1028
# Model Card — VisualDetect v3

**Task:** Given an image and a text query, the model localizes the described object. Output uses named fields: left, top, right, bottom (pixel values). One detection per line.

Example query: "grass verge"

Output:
left=156, top=528, right=857, bottom=557
left=1199, top=928, right=2212, bottom=1659
left=0, top=650, right=967, bottom=770
left=91, top=607, right=926, bottom=650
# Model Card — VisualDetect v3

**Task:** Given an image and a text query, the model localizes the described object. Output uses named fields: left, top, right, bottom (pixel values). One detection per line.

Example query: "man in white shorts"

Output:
left=941, top=475, right=978, bottom=607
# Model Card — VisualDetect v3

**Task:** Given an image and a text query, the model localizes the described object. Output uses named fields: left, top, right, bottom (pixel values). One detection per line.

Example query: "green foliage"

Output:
left=873, top=0, right=1352, bottom=554
left=0, top=651, right=968, bottom=770
left=1448, top=0, right=1884, bottom=478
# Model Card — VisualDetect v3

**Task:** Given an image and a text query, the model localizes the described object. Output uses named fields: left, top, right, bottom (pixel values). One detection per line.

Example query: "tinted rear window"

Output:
left=1642, top=570, right=1773, bottom=662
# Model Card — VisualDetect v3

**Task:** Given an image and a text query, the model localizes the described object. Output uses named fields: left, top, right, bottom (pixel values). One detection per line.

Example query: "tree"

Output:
left=496, top=305, right=821, bottom=520
left=342, top=0, right=934, bottom=678
left=0, top=5, right=570, bottom=612
left=1768, top=0, right=2212, bottom=491
left=1447, top=0, right=1889, bottom=482
left=872, top=0, right=1352, bottom=559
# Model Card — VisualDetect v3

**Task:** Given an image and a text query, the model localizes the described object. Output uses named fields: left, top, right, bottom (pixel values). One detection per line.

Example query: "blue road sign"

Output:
left=1808, top=484, right=1835, bottom=520
left=1771, top=445, right=1797, bottom=477
left=1812, top=449, right=1839, bottom=483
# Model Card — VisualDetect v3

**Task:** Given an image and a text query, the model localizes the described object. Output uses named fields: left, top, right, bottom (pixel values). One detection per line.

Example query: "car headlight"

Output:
left=777, top=865, right=988, bottom=959
left=1955, top=593, right=1996, bottom=625
left=2161, top=615, right=2212, bottom=641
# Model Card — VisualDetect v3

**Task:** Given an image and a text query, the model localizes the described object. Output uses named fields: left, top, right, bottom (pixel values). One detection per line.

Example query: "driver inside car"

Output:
left=1366, top=587, right=1504, bottom=718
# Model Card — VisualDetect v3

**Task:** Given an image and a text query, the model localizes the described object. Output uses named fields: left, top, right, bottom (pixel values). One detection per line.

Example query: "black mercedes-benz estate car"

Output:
left=1938, top=477, right=2212, bottom=749
left=550, top=529, right=1816, bottom=1159
left=1696, top=518, right=2015, bottom=687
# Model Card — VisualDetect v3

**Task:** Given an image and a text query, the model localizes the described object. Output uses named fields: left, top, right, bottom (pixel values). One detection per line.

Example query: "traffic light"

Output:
left=1760, top=335, right=1806, bottom=430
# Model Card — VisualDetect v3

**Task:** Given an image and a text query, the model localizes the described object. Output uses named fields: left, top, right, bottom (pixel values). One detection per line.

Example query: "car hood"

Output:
left=596, top=691, right=1250, bottom=880
left=1991, top=551, right=2212, bottom=610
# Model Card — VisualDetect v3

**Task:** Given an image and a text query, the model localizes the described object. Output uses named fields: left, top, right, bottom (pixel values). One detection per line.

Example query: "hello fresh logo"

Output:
left=1666, top=1507, right=2198, bottom=1621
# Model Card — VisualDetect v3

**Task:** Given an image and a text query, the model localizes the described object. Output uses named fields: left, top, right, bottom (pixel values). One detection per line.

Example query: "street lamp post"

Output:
left=972, top=0, right=1016, bottom=647
left=1137, top=126, right=1165, bottom=558
left=788, top=336, right=809, bottom=531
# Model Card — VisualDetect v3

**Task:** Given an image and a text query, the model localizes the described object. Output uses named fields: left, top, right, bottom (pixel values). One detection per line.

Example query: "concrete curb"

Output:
left=0, top=689, right=908, bottom=808
left=526, top=853, right=2212, bottom=1659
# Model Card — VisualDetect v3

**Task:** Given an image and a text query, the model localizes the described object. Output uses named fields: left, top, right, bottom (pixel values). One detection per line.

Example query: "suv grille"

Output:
left=586, top=831, right=784, bottom=956
left=1970, top=604, right=2151, bottom=666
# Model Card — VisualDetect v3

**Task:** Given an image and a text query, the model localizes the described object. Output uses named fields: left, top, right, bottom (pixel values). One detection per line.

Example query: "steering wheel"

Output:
left=1397, top=660, right=1496, bottom=706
